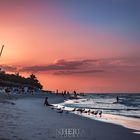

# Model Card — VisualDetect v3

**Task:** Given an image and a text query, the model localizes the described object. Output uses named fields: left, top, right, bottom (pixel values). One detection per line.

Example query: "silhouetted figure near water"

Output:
left=67, top=91, right=70, bottom=95
left=44, top=97, right=53, bottom=106
left=64, top=90, right=66, bottom=95
left=116, top=96, right=119, bottom=103
left=56, top=89, right=58, bottom=95
left=74, top=90, right=77, bottom=98
left=61, top=91, right=64, bottom=96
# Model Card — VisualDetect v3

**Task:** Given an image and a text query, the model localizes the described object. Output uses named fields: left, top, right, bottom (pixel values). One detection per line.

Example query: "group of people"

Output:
left=56, top=89, right=70, bottom=96
left=55, top=89, right=80, bottom=98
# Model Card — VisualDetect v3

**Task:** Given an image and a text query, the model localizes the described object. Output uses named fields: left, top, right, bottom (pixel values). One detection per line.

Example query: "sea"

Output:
left=64, top=93, right=140, bottom=119
left=56, top=93, right=140, bottom=133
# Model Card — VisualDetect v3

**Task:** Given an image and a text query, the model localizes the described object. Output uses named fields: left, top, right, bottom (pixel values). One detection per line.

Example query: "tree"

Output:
left=0, top=72, right=43, bottom=89
left=28, top=74, right=43, bottom=89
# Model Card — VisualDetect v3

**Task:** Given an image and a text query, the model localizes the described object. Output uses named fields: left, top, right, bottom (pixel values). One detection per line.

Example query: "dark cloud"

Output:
left=20, top=59, right=103, bottom=75
left=3, top=57, right=139, bottom=75
left=20, top=57, right=140, bottom=75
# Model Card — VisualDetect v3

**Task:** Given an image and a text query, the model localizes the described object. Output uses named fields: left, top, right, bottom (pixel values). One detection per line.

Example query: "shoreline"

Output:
left=0, top=93, right=140, bottom=140
left=53, top=101, right=140, bottom=134
left=58, top=94, right=140, bottom=134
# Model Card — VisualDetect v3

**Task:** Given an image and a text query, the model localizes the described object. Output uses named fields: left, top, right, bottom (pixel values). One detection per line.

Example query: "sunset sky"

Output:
left=0, top=0, right=140, bottom=93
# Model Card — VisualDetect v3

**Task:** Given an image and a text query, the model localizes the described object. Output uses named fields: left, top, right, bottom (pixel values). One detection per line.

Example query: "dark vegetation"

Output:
left=0, top=71, right=43, bottom=89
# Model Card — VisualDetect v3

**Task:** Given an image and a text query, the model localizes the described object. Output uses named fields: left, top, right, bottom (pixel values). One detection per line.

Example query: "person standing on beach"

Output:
left=116, top=96, right=119, bottom=103
left=56, top=89, right=58, bottom=95
left=64, top=90, right=67, bottom=95
left=67, top=91, right=70, bottom=95
left=74, top=90, right=77, bottom=98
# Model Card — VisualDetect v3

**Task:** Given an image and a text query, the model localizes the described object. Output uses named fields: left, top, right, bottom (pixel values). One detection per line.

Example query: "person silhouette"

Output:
left=44, top=96, right=53, bottom=106
left=116, top=96, right=119, bottom=103
left=74, top=90, right=77, bottom=98
left=56, top=89, right=58, bottom=95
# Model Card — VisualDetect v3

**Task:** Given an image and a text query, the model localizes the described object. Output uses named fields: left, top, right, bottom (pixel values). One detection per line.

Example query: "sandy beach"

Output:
left=0, top=93, right=140, bottom=140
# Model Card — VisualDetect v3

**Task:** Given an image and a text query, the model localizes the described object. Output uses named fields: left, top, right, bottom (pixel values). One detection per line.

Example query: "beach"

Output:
left=60, top=93, right=140, bottom=134
left=0, top=93, right=140, bottom=140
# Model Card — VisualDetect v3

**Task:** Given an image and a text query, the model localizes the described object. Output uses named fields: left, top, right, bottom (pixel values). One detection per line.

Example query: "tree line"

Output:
left=0, top=72, right=43, bottom=89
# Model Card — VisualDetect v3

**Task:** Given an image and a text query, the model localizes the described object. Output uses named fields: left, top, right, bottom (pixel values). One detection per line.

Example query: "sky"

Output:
left=0, top=0, right=140, bottom=93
